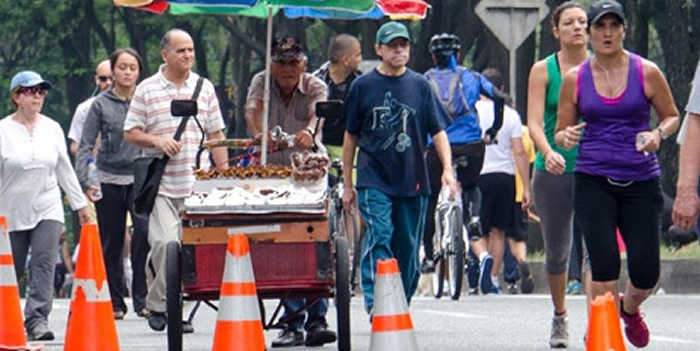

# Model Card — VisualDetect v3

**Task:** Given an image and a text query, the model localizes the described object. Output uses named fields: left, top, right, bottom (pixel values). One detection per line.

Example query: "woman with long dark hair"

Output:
left=75, top=48, right=149, bottom=320
left=556, top=1, right=679, bottom=347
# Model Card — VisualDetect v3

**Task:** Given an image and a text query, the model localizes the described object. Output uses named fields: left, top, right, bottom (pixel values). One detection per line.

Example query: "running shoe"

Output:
left=519, top=261, right=535, bottom=294
left=566, top=279, right=582, bottom=295
left=549, top=313, right=569, bottom=348
left=619, top=294, right=650, bottom=347
left=479, top=255, right=494, bottom=294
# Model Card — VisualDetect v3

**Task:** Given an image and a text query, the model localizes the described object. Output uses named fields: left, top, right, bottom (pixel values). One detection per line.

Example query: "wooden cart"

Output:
left=165, top=181, right=351, bottom=351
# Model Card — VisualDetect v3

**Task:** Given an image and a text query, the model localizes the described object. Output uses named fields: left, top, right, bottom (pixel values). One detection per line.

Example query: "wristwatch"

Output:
left=656, top=127, right=669, bottom=140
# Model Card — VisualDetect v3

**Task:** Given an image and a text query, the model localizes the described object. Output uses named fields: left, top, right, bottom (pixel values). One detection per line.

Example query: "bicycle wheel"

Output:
left=447, top=207, right=464, bottom=300
left=432, top=255, right=445, bottom=299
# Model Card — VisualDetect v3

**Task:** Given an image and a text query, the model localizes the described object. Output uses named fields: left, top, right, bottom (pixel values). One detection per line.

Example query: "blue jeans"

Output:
left=358, top=188, right=427, bottom=313
left=283, top=298, right=329, bottom=332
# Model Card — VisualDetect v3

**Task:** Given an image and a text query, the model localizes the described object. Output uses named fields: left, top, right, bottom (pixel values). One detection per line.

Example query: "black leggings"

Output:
left=423, top=142, right=484, bottom=260
left=573, top=172, right=662, bottom=289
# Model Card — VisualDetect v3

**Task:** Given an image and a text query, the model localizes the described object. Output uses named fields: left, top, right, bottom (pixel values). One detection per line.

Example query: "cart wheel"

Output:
left=166, top=241, right=183, bottom=351
left=334, top=235, right=351, bottom=351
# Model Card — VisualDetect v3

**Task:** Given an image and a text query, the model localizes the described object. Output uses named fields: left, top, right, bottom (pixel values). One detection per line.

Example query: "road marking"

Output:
left=413, top=308, right=485, bottom=319
left=653, top=336, right=700, bottom=345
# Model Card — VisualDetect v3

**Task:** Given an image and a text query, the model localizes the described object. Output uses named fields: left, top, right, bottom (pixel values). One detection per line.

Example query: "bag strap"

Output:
left=172, top=77, right=205, bottom=141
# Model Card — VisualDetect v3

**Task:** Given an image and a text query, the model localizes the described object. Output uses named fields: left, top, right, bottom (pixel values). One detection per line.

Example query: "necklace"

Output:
left=594, top=57, right=627, bottom=97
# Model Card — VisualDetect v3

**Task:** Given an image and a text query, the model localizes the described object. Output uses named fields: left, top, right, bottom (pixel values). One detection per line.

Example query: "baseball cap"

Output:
left=376, top=21, right=411, bottom=45
left=588, top=0, right=625, bottom=26
left=272, top=36, right=305, bottom=62
left=10, top=71, right=53, bottom=93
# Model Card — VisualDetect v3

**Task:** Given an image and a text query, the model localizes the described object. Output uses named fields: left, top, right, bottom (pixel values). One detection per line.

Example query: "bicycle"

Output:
left=431, top=155, right=470, bottom=300
left=328, top=159, right=363, bottom=293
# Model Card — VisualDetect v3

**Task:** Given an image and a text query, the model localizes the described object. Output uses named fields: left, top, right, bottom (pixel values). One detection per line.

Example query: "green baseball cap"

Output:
left=376, top=21, right=411, bottom=45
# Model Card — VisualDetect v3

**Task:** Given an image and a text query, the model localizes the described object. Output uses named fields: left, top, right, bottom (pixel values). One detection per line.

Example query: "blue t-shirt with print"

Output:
left=345, top=68, right=447, bottom=197
left=425, top=67, right=497, bottom=144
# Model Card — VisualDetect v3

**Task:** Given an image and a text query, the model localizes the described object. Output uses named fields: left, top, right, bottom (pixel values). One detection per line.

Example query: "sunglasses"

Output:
left=19, top=86, right=47, bottom=96
left=97, top=75, right=112, bottom=82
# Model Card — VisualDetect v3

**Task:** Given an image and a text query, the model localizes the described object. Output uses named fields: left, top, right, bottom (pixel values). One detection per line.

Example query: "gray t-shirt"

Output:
left=677, top=59, right=700, bottom=144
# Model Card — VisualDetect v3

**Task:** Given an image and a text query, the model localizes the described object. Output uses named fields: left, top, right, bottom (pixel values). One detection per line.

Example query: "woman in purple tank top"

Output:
left=554, top=1, right=679, bottom=348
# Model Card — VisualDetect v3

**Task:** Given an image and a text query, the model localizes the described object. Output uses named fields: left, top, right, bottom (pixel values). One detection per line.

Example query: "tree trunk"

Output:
left=654, top=0, right=691, bottom=196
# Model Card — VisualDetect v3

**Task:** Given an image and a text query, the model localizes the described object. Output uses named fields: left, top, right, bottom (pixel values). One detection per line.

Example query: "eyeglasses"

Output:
left=97, top=75, right=112, bottom=82
left=19, top=86, right=47, bottom=97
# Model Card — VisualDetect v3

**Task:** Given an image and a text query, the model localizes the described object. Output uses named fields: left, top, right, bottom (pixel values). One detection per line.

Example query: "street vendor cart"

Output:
left=165, top=151, right=351, bottom=351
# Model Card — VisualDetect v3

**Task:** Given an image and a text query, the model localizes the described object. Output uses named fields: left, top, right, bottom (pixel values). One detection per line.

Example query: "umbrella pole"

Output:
left=261, top=5, right=274, bottom=166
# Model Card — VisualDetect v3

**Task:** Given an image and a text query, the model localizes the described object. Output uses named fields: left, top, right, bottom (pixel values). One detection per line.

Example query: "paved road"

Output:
left=28, top=292, right=700, bottom=351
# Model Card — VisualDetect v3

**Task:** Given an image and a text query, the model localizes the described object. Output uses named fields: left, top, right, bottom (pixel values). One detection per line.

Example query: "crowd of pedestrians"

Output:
left=2, top=0, right=698, bottom=349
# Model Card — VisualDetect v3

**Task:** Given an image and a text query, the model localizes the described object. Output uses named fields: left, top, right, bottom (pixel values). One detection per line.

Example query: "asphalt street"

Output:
left=27, top=293, right=700, bottom=350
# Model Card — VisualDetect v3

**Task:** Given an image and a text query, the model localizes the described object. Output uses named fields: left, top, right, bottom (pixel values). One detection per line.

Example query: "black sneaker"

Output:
left=507, top=282, right=519, bottom=295
left=518, top=261, right=534, bottom=294
left=466, top=218, right=482, bottom=239
left=148, top=311, right=167, bottom=332
left=305, top=323, right=337, bottom=347
left=182, top=321, right=195, bottom=334
left=271, top=329, right=304, bottom=348
left=420, top=257, right=436, bottom=273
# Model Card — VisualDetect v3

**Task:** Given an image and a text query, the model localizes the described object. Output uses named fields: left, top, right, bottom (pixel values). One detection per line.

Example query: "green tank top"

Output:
left=533, top=53, right=579, bottom=173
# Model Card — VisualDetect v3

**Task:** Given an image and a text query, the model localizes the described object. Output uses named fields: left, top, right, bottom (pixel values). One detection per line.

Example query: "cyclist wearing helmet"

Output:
left=422, top=33, right=506, bottom=295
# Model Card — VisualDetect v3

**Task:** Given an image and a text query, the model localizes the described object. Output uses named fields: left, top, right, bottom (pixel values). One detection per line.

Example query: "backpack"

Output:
left=425, top=66, right=474, bottom=122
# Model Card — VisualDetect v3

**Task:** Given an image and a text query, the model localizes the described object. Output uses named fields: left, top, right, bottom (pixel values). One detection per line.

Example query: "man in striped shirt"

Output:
left=124, top=28, right=228, bottom=333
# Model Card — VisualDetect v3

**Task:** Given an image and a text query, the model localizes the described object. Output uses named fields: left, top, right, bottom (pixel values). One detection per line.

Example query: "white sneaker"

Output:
left=549, top=313, right=569, bottom=348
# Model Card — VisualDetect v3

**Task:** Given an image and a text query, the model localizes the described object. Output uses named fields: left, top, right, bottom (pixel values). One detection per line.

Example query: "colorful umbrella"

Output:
left=113, top=0, right=429, bottom=164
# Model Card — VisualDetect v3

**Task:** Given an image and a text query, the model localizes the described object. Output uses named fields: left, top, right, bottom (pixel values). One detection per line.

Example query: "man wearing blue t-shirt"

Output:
left=341, top=21, right=457, bottom=315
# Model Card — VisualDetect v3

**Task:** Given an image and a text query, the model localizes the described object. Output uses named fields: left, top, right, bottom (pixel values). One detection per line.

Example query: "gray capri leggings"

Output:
left=532, top=169, right=574, bottom=275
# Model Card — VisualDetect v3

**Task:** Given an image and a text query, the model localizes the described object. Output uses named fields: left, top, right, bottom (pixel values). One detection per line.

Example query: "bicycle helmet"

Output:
left=429, top=33, right=461, bottom=56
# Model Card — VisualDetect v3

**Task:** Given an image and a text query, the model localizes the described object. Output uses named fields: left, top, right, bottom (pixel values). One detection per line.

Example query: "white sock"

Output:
left=478, top=252, right=488, bottom=261
left=491, top=276, right=500, bottom=287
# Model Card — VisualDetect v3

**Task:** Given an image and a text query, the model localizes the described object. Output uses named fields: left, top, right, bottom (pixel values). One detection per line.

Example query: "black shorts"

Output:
left=479, top=172, right=515, bottom=234
left=426, top=142, right=485, bottom=189
left=506, top=204, right=529, bottom=241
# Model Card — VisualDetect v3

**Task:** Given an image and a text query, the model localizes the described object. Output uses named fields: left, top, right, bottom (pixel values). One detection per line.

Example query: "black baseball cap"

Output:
left=588, top=0, right=625, bottom=26
left=272, top=36, right=305, bottom=62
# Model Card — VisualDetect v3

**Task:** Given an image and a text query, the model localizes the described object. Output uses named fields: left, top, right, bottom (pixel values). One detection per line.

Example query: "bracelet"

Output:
left=305, top=126, right=315, bottom=135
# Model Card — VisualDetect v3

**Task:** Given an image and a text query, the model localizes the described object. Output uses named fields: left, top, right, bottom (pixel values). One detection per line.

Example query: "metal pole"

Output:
left=261, top=5, right=273, bottom=166
left=509, top=7, right=516, bottom=99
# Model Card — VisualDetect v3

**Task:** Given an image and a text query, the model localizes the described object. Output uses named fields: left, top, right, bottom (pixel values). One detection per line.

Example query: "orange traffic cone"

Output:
left=586, top=292, right=626, bottom=351
left=211, top=234, right=265, bottom=351
left=369, top=258, right=419, bottom=351
left=0, top=216, right=42, bottom=351
left=63, top=223, right=119, bottom=351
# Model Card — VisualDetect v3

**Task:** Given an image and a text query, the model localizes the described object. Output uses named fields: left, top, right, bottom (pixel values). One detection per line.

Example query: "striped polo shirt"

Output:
left=124, top=65, right=225, bottom=198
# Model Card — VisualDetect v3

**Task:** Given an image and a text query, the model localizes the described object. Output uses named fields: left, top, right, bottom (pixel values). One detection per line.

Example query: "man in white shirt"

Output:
left=673, top=59, right=700, bottom=233
left=67, top=60, right=112, bottom=156
left=124, top=28, right=228, bottom=333
left=476, top=68, right=531, bottom=293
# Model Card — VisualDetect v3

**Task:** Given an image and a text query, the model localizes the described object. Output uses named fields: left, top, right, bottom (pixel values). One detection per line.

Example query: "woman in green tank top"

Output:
left=525, top=2, right=589, bottom=348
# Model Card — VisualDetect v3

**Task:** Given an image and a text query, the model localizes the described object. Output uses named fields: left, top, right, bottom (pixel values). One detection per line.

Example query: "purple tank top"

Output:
left=575, top=53, right=659, bottom=181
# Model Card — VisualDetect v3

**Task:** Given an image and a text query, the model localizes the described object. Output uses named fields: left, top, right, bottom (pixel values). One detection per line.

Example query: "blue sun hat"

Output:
left=10, top=71, right=53, bottom=93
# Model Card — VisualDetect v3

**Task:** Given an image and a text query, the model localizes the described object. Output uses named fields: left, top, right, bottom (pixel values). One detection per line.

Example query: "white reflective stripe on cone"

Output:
left=0, top=233, right=12, bottom=255
left=370, top=329, right=419, bottom=350
left=374, top=273, right=409, bottom=316
left=0, top=264, right=18, bottom=286
left=222, top=254, right=255, bottom=283
left=217, top=295, right=262, bottom=321
left=71, top=279, right=111, bottom=302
